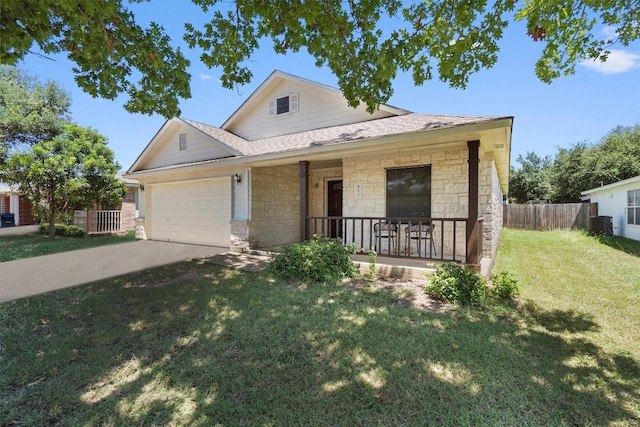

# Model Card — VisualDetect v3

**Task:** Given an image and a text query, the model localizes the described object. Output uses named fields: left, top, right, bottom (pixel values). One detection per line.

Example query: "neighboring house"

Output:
left=124, top=70, right=513, bottom=270
left=581, top=175, right=640, bottom=241
left=0, top=183, right=34, bottom=226
left=73, top=177, right=139, bottom=234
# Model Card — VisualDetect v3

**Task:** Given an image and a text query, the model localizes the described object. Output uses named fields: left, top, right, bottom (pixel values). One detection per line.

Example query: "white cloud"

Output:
left=580, top=49, right=640, bottom=74
left=601, top=26, right=618, bottom=38
left=200, top=73, right=214, bottom=81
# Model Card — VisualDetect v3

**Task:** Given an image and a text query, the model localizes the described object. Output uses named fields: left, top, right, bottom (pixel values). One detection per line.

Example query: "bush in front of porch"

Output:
left=268, top=236, right=359, bottom=283
left=426, top=262, right=520, bottom=306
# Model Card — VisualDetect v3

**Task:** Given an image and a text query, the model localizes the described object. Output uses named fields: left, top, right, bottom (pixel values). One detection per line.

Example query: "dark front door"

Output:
left=327, top=180, right=343, bottom=239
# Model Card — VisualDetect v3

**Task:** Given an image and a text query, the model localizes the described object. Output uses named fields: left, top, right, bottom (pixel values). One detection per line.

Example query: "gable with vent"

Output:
left=223, top=72, right=400, bottom=141
left=268, top=92, right=299, bottom=117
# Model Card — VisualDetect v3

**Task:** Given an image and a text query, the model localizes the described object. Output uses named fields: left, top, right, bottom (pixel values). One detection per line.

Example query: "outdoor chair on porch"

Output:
left=373, top=222, right=398, bottom=254
left=405, top=223, right=437, bottom=257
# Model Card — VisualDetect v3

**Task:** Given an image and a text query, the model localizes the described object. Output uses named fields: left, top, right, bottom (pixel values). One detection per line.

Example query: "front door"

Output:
left=327, top=180, right=343, bottom=239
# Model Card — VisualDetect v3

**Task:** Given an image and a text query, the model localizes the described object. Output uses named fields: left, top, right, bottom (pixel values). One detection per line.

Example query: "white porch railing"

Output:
left=95, top=210, right=122, bottom=233
left=74, top=210, right=122, bottom=234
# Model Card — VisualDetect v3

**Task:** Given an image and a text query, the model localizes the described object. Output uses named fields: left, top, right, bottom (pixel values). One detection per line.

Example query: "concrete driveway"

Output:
left=0, top=240, right=226, bottom=303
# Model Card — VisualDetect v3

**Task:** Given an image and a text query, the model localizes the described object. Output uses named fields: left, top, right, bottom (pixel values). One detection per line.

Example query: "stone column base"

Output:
left=230, top=220, right=255, bottom=251
left=135, top=217, right=147, bottom=240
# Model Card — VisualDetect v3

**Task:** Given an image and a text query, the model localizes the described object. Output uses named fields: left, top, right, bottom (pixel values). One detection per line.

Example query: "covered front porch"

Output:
left=295, top=140, right=487, bottom=268
left=242, top=129, right=506, bottom=277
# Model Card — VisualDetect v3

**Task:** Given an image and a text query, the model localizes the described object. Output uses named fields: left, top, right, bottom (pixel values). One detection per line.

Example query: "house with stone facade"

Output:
left=124, top=70, right=513, bottom=271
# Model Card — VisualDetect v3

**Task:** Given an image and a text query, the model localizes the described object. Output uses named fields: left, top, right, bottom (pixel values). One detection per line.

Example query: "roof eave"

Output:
left=125, top=117, right=512, bottom=178
left=581, top=175, right=640, bottom=195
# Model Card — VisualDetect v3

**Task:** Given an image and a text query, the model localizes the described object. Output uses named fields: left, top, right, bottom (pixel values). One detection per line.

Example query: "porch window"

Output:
left=386, top=165, right=431, bottom=218
left=628, top=189, right=640, bottom=226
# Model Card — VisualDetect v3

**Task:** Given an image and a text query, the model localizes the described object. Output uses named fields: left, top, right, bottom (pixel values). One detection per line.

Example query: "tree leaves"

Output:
left=509, top=152, right=553, bottom=203
left=0, top=65, right=71, bottom=161
left=2, top=124, right=127, bottom=237
left=1, top=0, right=638, bottom=117
left=0, top=0, right=191, bottom=117
left=510, top=125, right=640, bottom=203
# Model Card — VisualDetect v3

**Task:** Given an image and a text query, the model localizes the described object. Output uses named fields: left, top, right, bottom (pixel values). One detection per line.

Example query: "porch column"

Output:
left=466, top=140, right=480, bottom=265
left=299, top=160, right=310, bottom=242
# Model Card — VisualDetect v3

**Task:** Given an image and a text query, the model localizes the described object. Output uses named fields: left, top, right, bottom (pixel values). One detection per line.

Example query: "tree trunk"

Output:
left=48, top=208, right=56, bottom=239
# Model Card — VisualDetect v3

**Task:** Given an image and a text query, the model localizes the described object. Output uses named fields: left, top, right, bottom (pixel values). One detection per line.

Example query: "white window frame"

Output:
left=268, top=92, right=299, bottom=118
left=627, top=189, right=640, bottom=227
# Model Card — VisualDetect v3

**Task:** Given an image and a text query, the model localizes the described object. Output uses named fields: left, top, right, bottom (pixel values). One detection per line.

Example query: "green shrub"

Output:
left=425, top=262, right=489, bottom=306
left=368, top=249, right=377, bottom=279
left=268, top=236, right=359, bottom=283
left=490, top=270, right=520, bottom=300
left=40, top=223, right=86, bottom=238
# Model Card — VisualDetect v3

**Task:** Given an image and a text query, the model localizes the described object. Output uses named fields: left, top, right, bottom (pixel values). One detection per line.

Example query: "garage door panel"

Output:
left=151, top=178, right=231, bottom=246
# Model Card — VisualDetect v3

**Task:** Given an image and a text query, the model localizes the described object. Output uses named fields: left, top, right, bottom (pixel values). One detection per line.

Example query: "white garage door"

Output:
left=151, top=178, right=232, bottom=246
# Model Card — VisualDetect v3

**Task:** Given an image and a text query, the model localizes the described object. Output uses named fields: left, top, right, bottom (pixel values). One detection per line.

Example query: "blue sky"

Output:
left=16, top=1, right=640, bottom=173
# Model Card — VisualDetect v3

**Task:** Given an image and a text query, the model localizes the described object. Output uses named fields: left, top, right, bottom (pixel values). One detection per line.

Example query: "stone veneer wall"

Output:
left=479, top=153, right=503, bottom=260
left=135, top=217, right=147, bottom=240
left=249, top=164, right=300, bottom=248
left=342, top=148, right=470, bottom=260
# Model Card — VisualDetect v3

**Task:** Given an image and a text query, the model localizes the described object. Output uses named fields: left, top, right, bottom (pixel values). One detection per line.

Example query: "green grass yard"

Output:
left=0, top=229, right=638, bottom=425
left=0, top=231, right=137, bottom=262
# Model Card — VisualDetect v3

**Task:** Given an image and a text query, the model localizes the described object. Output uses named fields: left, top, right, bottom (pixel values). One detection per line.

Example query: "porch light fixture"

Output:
left=235, top=173, right=242, bottom=184
left=139, top=184, right=145, bottom=191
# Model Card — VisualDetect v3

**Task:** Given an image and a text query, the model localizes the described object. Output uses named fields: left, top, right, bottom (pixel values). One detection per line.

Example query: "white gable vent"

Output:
left=179, top=132, right=187, bottom=151
left=269, top=92, right=299, bottom=117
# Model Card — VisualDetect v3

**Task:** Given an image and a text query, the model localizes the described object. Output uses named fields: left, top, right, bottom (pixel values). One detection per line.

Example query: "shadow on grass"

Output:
left=1, top=261, right=638, bottom=426
left=592, top=233, right=640, bottom=258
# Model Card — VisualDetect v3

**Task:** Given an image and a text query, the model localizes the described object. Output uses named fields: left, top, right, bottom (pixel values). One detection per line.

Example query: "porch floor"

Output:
left=351, top=254, right=437, bottom=281
left=351, top=254, right=492, bottom=280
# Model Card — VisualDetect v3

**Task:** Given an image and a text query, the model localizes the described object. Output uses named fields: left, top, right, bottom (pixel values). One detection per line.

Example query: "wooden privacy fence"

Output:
left=503, top=203, right=597, bottom=231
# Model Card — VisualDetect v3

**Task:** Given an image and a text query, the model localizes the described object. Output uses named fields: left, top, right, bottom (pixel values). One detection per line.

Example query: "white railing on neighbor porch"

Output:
left=74, top=209, right=122, bottom=234
left=95, top=210, right=122, bottom=233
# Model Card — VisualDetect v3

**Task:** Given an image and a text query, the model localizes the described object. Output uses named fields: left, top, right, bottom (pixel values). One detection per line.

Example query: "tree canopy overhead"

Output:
left=1, top=0, right=637, bottom=117
left=0, top=65, right=71, bottom=161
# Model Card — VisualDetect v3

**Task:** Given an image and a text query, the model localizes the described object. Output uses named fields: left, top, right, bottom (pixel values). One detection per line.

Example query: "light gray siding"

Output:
left=142, top=125, right=234, bottom=170
left=225, top=80, right=395, bottom=141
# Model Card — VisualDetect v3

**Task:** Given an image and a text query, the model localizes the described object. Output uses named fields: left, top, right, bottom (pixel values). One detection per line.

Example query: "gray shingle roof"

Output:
left=185, top=113, right=500, bottom=158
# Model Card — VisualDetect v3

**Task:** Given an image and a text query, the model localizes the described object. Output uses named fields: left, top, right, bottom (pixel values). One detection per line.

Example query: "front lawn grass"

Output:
left=494, top=229, right=640, bottom=358
left=0, top=231, right=137, bottom=262
left=0, top=230, right=638, bottom=426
